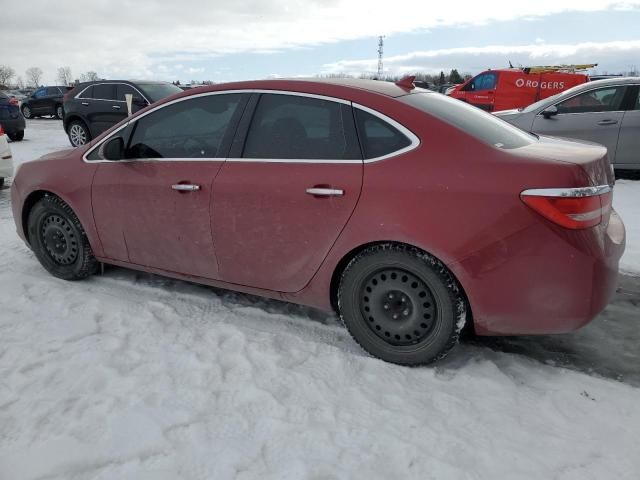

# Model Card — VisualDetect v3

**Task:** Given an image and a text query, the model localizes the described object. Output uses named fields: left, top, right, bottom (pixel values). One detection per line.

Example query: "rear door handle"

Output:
left=306, top=187, right=344, bottom=197
left=172, top=184, right=200, bottom=192
left=81, top=102, right=89, bottom=106
left=112, top=105, right=121, bottom=109
left=597, top=119, right=618, bottom=126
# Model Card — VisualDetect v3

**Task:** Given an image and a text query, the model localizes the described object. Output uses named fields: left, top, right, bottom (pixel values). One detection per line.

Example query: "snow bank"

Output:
left=1, top=121, right=639, bottom=479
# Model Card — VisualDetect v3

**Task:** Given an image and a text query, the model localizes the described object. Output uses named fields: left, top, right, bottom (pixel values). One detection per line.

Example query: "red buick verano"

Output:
left=11, top=77, right=625, bottom=365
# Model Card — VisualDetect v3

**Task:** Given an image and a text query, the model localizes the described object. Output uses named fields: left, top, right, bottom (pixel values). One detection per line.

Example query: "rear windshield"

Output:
left=137, top=83, right=183, bottom=102
left=399, top=92, right=536, bottom=149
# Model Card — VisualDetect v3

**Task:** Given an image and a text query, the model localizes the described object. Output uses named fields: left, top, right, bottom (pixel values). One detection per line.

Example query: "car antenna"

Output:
left=395, top=75, right=416, bottom=90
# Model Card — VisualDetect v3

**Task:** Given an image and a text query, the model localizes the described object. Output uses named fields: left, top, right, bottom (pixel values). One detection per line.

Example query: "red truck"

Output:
left=446, top=65, right=595, bottom=112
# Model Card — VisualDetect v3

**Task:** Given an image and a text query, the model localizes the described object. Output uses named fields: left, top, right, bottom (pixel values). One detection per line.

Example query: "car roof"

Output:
left=188, top=77, right=429, bottom=99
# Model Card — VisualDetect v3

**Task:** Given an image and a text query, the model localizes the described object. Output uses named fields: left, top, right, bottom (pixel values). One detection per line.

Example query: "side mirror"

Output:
left=542, top=105, right=558, bottom=119
left=101, top=137, right=124, bottom=161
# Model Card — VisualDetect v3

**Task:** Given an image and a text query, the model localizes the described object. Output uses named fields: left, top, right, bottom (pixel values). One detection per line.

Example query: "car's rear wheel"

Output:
left=68, top=120, right=90, bottom=147
left=8, top=130, right=24, bottom=141
left=338, top=244, right=466, bottom=365
left=21, top=105, right=32, bottom=119
left=56, top=105, right=64, bottom=120
left=28, top=195, right=99, bottom=280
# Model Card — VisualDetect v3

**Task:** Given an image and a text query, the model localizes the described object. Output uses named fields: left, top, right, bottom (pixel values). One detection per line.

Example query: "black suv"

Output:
left=0, top=92, right=26, bottom=141
left=63, top=80, right=183, bottom=146
left=21, top=86, right=72, bottom=120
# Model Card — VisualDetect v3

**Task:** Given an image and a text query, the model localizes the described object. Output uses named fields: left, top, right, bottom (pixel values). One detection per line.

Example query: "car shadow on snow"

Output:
left=100, top=265, right=640, bottom=386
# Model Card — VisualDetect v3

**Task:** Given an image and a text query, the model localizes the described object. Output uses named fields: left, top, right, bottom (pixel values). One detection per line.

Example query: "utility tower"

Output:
left=377, top=36, right=385, bottom=78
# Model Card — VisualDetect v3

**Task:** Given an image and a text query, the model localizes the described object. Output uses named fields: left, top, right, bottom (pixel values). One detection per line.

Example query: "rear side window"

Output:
left=92, top=84, right=117, bottom=101
left=243, top=93, right=360, bottom=160
left=46, top=87, right=59, bottom=96
left=555, top=86, right=626, bottom=114
left=126, top=93, right=244, bottom=159
left=400, top=92, right=535, bottom=149
left=355, top=109, right=412, bottom=159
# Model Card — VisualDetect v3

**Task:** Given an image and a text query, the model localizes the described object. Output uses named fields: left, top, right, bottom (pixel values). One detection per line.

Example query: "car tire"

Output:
left=8, top=130, right=24, bottom=141
left=28, top=195, right=99, bottom=281
left=67, top=120, right=91, bottom=147
left=21, top=105, right=32, bottom=119
left=338, top=243, right=466, bottom=366
left=55, top=104, right=64, bottom=120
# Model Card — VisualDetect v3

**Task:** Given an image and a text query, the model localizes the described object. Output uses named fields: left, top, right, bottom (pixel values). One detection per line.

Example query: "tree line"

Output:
left=0, top=65, right=100, bottom=89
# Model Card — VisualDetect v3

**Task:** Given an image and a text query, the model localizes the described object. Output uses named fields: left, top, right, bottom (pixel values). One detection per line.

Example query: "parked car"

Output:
left=495, top=77, right=640, bottom=170
left=1, top=89, right=28, bottom=102
left=21, top=86, right=72, bottom=120
left=0, top=91, right=25, bottom=141
left=447, top=67, right=589, bottom=111
left=63, top=80, right=184, bottom=147
left=11, top=78, right=625, bottom=365
left=0, top=124, right=14, bottom=187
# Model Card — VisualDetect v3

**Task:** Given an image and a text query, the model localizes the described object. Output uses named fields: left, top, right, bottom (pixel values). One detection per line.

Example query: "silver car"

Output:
left=495, top=77, right=640, bottom=170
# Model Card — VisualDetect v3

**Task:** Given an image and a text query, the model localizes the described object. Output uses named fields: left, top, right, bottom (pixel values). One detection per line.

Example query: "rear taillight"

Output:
left=0, top=124, right=4, bottom=135
left=8, top=97, right=18, bottom=105
left=520, top=185, right=612, bottom=230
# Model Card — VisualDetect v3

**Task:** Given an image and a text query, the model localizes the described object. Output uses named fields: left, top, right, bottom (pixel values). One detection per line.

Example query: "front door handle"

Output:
left=81, top=102, right=89, bottom=106
left=597, top=119, right=618, bottom=126
left=172, top=184, right=200, bottom=192
left=306, top=187, right=344, bottom=197
left=112, top=105, right=121, bottom=109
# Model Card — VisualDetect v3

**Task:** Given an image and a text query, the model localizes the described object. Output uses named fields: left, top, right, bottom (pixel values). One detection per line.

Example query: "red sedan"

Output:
left=11, top=77, right=625, bottom=365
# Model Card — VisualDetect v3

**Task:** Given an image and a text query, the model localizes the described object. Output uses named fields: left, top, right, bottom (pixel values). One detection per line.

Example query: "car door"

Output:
left=91, top=92, right=248, bottom=278
left=83, top=84, right=125, bottom=137
left=29, top=87, right=48, bottom=114
left=612, top=84, right=640, bottom=168
left=212, top=92, right=363, bottom=293
left=531, top=85, right=627, bottom=161
left=461, top=72, right=497, bottom=111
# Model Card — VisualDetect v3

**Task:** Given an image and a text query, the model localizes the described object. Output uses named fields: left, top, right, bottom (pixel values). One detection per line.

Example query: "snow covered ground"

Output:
left=1, top=120, right=639, bottom=479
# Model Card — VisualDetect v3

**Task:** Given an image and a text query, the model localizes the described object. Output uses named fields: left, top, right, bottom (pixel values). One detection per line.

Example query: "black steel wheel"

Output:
left=28, top=195, right=98, bottom=280
left=338, top=243, right=466, bottom=366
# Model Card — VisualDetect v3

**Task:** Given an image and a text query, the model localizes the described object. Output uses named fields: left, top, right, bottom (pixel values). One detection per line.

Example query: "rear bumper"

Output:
left=451, top=209, right=626, bottom=336
left=0, top=116, right=25, bottom=134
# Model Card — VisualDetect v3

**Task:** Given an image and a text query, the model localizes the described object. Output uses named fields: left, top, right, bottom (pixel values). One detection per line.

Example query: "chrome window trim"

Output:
left=537, top=84, right=638, bottom=116
left=83, top=89, right=419, bottom=164
left=521, top=185, right=611, bottom=197
left=76, top=82, right=150, bottom=103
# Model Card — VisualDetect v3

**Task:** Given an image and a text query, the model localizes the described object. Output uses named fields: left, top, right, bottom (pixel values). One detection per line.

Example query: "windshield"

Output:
left=138, top=83, right=183, bottom=102
left=400, top=92, right=536, bottom=149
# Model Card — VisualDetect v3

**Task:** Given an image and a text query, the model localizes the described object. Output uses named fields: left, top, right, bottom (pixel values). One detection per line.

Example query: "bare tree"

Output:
left=57, top=66, right=73, bottom=86
left=0, top=65, right=16, bottom=86
left=25, top=67, right=43, bottom=87
left=79, top=71, right=99, bottom=82
left=16, top=76, right=25, bottom=89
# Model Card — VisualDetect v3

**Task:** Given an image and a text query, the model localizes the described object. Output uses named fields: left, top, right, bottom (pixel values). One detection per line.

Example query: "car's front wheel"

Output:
left=56, top=104, right=64, bottom=120
left=28, top=195, right=99, bottom=280
left=21, top=105, right=32, bottom=119
left=67, top=120, right=91, bottom=147
left=338, top=244, right=466, bottom=366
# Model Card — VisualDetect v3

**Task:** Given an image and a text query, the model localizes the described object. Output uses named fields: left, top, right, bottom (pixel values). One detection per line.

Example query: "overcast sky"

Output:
left=2, top=1, right=640, bottom=84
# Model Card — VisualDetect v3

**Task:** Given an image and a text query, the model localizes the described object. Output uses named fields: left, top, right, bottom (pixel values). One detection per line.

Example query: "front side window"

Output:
left=464, top=72, right=497, bottom=92
left=555, top=86, right=626, bottom=114
left=243, top=93, right=360, bottom=160
left=126, top=93, right=244, bottom=159
left=33, top=88, right=46, bottom=98
left=93, top=84, right=117, bottom=101
left=355, top=109, right=411, bottom=159
left=116, top=84, right=144, bottom=102
left=78, top=85, right=94, bottom=99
